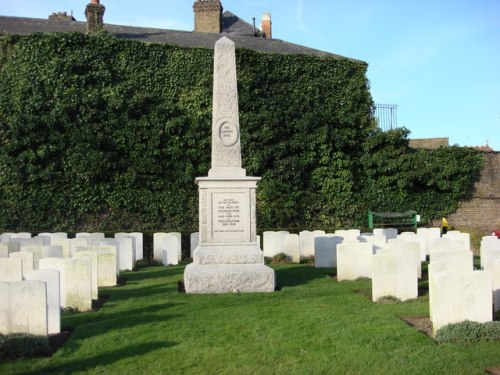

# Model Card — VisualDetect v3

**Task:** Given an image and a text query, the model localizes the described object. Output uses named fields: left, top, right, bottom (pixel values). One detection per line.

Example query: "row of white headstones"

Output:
left=2, top=229, right=499, bottom=337
left=261, top=228, right=500, bottom=335
left=0, top=232, right=147, bottom=337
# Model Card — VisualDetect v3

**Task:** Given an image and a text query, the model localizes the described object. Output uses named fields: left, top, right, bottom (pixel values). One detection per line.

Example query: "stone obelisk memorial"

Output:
left=184, top=37, right=275, bottom=293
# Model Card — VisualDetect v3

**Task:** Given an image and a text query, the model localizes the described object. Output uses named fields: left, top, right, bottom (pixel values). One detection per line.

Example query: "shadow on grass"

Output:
left=121, top=266, right=185, bottom=283
left=274, top=265, right=327, bottom=288
left=62, top=303, right=184, bottom=338
left=25, top=340, right=177, bottom=374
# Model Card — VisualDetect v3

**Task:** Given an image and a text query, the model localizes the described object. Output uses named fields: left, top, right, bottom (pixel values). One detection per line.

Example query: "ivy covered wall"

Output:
left=0, top=33, right=483, bottom=232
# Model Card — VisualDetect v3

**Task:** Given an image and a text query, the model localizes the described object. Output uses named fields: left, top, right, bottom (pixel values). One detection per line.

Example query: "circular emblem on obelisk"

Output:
left=218, top=119, right=239, bottom=147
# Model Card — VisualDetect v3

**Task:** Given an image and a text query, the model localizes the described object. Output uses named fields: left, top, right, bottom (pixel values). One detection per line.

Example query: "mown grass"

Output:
left=1, top=262, right=499, bottom=375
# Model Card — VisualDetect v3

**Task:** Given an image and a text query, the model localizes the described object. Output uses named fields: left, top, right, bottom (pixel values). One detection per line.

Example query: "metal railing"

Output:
left=374, top=104, right=398, bottom=131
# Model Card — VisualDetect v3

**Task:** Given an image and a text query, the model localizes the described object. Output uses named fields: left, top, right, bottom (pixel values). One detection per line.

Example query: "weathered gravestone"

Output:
left=75, top=251, right=98, bottom=299
left=184, top=37, right=275, bottom=293
left=430, top=271, right=492, bottom=335
left=10, top=280, right=48, bottom=336
left=0, top=258, right=23, bottom=282
left=21, top=245, right=42, bottom=269
left=98, top=240, right=118, bottom=272
left=65, top=258, right=92, bottom=312
left=9, top=251, right=34, bottom=277
left=25, top=269, right=60, bottom=334
left=96, top=245, right=118, bottom=287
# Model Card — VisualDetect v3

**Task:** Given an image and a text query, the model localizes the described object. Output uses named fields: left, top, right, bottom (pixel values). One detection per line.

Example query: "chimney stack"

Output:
left=85, top=0, right=106, bottom=33
left=260, top=13, right=272, bottom=39
left=193, top=0, right=223, bottom=33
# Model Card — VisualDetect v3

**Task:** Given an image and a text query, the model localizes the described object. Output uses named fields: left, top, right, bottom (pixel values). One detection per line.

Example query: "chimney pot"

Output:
left=261, top=12, right=272, bottom=39
left=193, top=0, right=223, bottom=33
left=85, top=0, right=105, bottom=33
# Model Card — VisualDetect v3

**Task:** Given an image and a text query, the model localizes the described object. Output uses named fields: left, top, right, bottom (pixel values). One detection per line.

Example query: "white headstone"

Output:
left=431, top=271, right=492, bottom=334
left=153, top=232, right=169, bottom=261
left=25, top=269, right=60, bottom=334
left=372, top=248, right=418, bottom=301
left=70, top=237, right=91, bottom=258
left=0, top=281, right=10, bottom=334
left=39, top=257, right=66, bottom=307
left=299, top=230, right=315, bottom=257
left=65, top=258, right=92, bottom=312
left=20, top=245, right=43, bottom=269
left=263, top=231, right=289, bottom=258
left=90, top=233, right=105, bottom=246
left=443, top=231, right=471, bottom=252
left=494, top=259, right=500, bottom=312
left=337, top=243, right=373, bottom=281
left=190, top=232, right=200, bottom=258
left=74, top=251, right=98, bottom=300
left=10, top=280, right=48, bottom=336
left=314, top=236, right=342, bottom=268
left=115, top=236, right=135, bottom=271
left=0, top=244, right=8, bottom=258
left=9, top=251, right=34, bottom=278
left=52, top=239, right=71, bottom=258
left=359, top=235, right=386, bottom=253
left=373, top=228, right=398, bottom=240
left=130, top=232, right=144, bottom=260
left=161, top=235, right=179, bottom=266
left=169, top=232, right=182, bottom=261
left=96, top=245, right=118, bottom=287
left=42, top=245, right=63, bottom=258
left=0, top=258, right=23, bottom=282
left=283, top=234, right=300, bottom=263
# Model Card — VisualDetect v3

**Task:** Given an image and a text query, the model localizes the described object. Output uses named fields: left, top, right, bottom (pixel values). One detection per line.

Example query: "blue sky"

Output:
left=1, top=0, right=499, bottom=150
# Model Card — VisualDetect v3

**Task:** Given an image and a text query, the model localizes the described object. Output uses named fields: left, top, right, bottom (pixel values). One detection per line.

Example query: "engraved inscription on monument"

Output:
left=211, top=191, right=249, bottom=242
left=218, top=120, right=239, bottom=147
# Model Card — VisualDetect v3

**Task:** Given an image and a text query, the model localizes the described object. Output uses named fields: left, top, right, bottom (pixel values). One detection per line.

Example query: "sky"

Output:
left=1, top=0, right=499, bottom=150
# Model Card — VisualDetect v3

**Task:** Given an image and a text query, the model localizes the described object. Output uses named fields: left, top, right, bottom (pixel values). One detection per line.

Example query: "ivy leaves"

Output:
left=0, top=33, right=483, bottom=231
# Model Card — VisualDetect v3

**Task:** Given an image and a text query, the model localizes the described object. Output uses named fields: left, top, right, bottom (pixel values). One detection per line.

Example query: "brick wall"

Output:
left=409, top=138, right=449, bottom=149
left=443, top=152, right=500, bottom=233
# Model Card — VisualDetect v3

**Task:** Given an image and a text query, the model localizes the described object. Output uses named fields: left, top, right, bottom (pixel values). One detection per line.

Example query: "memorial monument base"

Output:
left=184, top=262, right=275, bottom=294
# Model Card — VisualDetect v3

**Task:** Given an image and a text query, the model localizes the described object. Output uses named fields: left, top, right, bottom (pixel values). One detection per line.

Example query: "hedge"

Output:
left=0, top=32, right=482, bottom=232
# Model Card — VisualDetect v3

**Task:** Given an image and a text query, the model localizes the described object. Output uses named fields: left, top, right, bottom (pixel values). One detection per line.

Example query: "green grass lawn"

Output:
left=1, top=262, right=499, bottom=375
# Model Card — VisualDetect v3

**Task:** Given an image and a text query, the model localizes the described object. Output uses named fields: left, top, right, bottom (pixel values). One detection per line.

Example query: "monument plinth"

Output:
left=184, top=37, right=275, bottom=293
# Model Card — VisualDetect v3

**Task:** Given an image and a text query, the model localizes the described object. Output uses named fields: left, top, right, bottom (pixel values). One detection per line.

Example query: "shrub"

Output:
left=0, top=333, right=51, bottom=359
left=435, top=320, right=500, bottom=344
left=376, top=296, right=402, bottom=304
left=271, top=252, right=291, bottom=264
